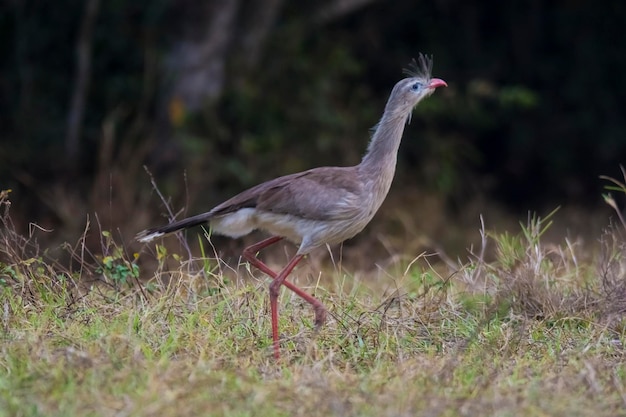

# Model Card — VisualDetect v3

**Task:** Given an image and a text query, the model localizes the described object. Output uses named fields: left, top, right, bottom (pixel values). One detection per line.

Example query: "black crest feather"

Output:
left=402, top=53, right=433, bottom=79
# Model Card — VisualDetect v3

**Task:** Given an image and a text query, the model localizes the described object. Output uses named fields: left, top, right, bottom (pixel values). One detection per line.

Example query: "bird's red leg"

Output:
left=242, top=236, right=284, bottom=262
left=267, top=254, right=304, bottom=359
left=243, top=237, right=327, bottom=359
left=243, top=237, right=327, bottom=326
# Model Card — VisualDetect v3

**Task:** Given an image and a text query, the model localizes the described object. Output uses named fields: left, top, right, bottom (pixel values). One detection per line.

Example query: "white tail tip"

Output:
left=136, top=231, right=164, bottom=243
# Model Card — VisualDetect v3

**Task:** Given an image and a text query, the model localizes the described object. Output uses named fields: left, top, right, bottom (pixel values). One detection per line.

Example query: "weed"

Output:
left=95, top=232, right=140, bottom=290
left=598, top=167, right=626, bottom=319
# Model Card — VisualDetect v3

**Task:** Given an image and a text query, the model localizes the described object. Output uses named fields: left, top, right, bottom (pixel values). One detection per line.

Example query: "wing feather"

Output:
left=210, top=167, right=362, bottom=221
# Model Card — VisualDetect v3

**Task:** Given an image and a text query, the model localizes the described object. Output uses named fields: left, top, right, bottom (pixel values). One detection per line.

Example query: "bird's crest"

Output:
left=402, top=53, right=433, bottom=80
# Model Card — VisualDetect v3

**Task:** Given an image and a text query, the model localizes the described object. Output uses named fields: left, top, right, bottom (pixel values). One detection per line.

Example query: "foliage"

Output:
left=1, top=187, right=626, bottom=416
left=2, top=1, right=626, bottom=241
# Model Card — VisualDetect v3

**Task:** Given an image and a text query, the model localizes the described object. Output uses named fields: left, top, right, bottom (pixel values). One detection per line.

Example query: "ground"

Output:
left=1, top=190, right=626, bottom=416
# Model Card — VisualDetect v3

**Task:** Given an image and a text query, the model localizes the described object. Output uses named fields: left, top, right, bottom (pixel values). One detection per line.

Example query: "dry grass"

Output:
left=2, top=187, right=626, bottom=417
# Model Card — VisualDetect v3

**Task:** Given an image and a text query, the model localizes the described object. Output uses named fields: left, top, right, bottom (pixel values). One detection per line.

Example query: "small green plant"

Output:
left=198, top=229, right=228, bottom=296
left=600, top=165, right=626, bottom=230
left=0, top=262, right=17, bottom=286
left=96, top=231, right=140, bottom=290
left=96, top=254, right=140, bottom=288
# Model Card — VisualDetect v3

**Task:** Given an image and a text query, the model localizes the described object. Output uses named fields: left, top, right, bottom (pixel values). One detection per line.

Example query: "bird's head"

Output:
left=385, top=54, right=447, bottom=119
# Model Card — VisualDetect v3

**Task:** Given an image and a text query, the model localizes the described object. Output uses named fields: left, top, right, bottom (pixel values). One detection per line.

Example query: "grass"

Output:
left=1, top=186, right=626, bottom=416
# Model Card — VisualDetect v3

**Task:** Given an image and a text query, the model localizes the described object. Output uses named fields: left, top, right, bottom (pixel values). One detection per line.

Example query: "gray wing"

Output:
left=210, top=166, right=363, bottom=221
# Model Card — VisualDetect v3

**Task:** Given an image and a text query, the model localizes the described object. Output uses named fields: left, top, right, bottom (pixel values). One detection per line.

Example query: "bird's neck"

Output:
left=358, top=112, right=409, bottom=191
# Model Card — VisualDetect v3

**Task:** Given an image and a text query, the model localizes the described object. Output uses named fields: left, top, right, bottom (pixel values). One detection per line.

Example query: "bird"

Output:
left=137, top=54, right=447, bottom=359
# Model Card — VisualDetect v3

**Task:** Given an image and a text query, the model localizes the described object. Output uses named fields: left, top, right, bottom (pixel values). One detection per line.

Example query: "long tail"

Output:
left=136, top=212, right=213, bottom=242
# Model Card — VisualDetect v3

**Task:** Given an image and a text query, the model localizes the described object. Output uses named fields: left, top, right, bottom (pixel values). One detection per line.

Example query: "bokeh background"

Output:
left=1, top=1, right=625, bottom=265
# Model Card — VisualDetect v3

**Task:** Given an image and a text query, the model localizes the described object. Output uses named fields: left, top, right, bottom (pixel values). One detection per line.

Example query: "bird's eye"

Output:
left=411, top=82, right=422, bottom=91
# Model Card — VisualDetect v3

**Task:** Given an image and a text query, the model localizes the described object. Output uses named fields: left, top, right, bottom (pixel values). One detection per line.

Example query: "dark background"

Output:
left=1, top=0, right=624, bottom=259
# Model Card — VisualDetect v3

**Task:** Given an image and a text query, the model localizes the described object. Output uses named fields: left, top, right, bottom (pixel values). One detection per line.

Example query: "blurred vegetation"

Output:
left=1, top=1, right=625, bottom=244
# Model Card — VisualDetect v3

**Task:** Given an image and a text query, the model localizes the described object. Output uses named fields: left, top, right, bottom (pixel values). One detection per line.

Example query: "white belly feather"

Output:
left=210, top=207, right=374, bottom=255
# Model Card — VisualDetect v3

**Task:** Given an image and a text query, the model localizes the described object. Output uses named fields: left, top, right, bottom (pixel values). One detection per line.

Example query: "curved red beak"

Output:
left=428, top=78, right=448, bottom=89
